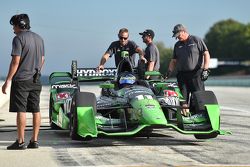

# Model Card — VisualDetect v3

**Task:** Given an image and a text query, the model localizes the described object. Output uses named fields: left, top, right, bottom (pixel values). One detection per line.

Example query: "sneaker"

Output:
left=27, top=140, right=39, bottom=149
left=7, top=140, right=26, bottom=150
left=181, top=104, right=190, bottom=117
left=181, top=108, right=190, bottom=117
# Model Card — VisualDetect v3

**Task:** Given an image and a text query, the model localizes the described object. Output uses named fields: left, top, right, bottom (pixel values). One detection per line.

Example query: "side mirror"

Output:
left=145, top=71, right=162, bottom=77
left=99, top=83, right=115, bottom=89
left=121, top=51, right=129, bottom=58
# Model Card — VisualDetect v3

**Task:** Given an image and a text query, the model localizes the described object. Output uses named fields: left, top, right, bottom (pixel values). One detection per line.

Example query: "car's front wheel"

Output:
left=69, top=92, right=96, bottom=141
left=191, top=91, right=219, bottom=139
left=49, top=94, right=60, bottom=129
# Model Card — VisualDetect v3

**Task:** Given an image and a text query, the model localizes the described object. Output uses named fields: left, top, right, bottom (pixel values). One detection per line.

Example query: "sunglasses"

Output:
left=119, top=36, right=128, bottom=40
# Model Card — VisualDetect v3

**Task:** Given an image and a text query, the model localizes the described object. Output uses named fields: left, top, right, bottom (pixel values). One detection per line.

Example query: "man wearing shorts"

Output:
left=2, top=14, right=45, bottom=150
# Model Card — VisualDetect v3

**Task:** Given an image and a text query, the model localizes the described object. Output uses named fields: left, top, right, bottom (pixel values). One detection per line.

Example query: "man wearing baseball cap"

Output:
left=166, top=24, right=211, bottom=116
left=139, top=29, right=160, bottom=79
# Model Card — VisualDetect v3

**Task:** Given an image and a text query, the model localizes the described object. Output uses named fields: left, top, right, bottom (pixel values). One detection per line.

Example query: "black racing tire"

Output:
left=69, top=92, right=96, bottom=140
left=49, top=94, right=60, bottom=130
left=194, top=131, right=219, bottom=139
left=191, top=91, right=218, bottom=113
left=71, top=60, right=77, bottom=79
left=135, top=127, right=153, bottom=138
left=191, top=91, right=219, bottom=139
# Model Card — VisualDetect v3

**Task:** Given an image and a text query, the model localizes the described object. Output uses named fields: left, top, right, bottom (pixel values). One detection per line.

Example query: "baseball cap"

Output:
left=172, top=24, right=187, bottom=38
left=139, top=29, right=155, bottom=39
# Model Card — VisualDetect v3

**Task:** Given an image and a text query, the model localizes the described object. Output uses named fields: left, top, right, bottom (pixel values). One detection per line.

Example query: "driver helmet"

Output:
left=119, top=73, right=136, bottom=86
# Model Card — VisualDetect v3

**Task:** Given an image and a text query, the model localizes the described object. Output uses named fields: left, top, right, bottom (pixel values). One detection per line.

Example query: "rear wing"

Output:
left=72, top=60, right=138, bottom=82
left=49, top=60, right=145, bottom=84
left=77, top=67, right=117, bottom=81
left=72, top=60, right=118, bottom=82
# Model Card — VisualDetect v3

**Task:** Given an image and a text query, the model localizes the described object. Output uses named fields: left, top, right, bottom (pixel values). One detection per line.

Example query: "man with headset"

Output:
left=2, top=14, right=45, bottom=149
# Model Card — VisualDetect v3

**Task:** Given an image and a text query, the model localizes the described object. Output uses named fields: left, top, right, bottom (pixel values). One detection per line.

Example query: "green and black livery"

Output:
left=49, top=53, right=231, bottom=141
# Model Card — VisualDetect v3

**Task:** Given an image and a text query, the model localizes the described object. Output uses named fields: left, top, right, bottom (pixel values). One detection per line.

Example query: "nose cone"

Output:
left=131, top=99, right=167, bottom=125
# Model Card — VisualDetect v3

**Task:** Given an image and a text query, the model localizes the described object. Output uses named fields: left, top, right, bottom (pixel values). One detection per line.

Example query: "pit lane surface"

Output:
left=0, top=86, right=250, bottom=167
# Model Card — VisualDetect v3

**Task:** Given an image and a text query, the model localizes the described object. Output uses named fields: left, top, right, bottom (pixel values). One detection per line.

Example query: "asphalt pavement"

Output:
left=0, top=85, right=250, bottom=167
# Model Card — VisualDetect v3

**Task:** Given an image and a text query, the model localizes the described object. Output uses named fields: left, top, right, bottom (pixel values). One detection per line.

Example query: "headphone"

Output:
left=18, top=17, right=26, bottom=29
left=10, top=14, right=30, bottom=29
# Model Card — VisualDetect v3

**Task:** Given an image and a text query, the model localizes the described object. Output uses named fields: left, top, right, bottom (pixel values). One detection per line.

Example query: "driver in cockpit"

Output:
left=118, top=72, right=136, bottom=89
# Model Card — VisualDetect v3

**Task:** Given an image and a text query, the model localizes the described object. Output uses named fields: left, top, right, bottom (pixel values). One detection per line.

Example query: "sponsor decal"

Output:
left=145, top=95, right=153, bottom=99
left=56, top=92, right=70, bottom=100
left=145, top=104, right=155, bottom=109
left=159, top=96, right=180, bottom=106
left=51, top=84, right=77, bottom=89
left=164, top=90, right=178, bottom=97
left=166, top=82, right=178, bottom=88
left=124, top=87, right=153, bottom=97
left=135, top=95, right=144, bottom=100
left=77, top=68, right=117, bottom=77
left=135, top=95, right=153, bottom=100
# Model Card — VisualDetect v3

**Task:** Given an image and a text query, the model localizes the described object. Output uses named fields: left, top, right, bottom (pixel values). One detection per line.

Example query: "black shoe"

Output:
left=27, top=140, right=39, bottom=149
left=7, top=140, right=26, bottom=150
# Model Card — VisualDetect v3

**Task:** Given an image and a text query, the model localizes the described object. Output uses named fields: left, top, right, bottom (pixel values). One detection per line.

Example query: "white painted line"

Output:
left=221, top=106, right=249, bottom=113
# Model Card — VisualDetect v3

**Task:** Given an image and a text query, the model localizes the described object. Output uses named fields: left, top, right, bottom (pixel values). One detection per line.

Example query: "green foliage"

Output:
left=204, top=19, right=250, bottom=60
left=156, top=42, right=173, bottom=74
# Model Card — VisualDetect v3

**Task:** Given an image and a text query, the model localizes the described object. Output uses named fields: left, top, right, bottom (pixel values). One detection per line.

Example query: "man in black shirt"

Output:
left=97, top=28, right=146, bottom=70
left=166, top=24, right=210, bottom=116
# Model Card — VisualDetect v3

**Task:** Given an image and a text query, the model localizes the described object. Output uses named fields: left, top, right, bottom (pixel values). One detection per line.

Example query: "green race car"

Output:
left=49, top=54, right=231, bottom=141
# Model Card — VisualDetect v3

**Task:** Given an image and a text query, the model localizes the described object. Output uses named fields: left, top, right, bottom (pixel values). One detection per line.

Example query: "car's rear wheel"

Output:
left=69, top=92, right=96, bottom=140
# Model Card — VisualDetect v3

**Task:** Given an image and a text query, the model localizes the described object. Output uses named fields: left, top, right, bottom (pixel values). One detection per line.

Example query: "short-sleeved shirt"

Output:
left=144, top=43, right=160, bottom=71
left=11, top=30, right=45, bottom=81
left=173, top=35, right=208, bottom=72
left=106, top=40, right=139, bottom=67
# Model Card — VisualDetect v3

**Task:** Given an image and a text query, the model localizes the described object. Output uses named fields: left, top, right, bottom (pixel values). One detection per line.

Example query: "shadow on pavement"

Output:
left=0, top=125, right=204, bottom=149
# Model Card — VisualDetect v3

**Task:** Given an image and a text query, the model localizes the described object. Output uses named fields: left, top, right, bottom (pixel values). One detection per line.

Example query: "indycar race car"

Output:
left=49, top=52, right=231, bottom=141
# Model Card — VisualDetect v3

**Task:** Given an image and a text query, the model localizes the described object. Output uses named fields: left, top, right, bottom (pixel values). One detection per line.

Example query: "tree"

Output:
left=204, top=19, right=250, bottom=75
left=204, top=19, right=250, bottom=60
left=156, top=42, right=173, bottom=75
